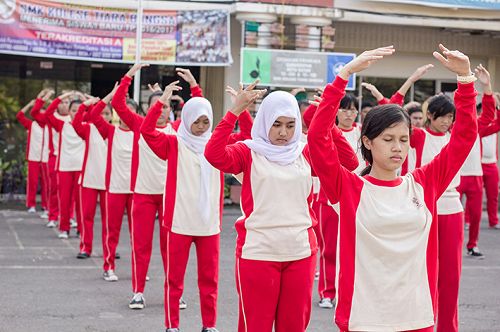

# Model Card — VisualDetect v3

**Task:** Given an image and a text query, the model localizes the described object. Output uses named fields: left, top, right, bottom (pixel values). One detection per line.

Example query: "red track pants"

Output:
left=79, top=187, right=106, bottom=255
left=235, top=254, right=316, bottom=332
left=314, top=203, right=338, bottom=300
left=130, top=193, right=167, bottom=293
left=26, top=161, right=48, bottom=210
left=57, top=171, right=82, bottom=233
left=103, top=192, right=132, bottom=271
left=457, top=176, right=483, bottom=249
left=47, top=155, right=59, bottom=221
left=164, top=232, right=219, bottom=329
left=436, top=212, right=464, bottom=332
left=482, top=163, right=499, bottom=227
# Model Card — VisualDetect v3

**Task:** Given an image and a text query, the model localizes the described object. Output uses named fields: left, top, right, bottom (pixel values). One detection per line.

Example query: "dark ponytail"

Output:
left=359, top=104, right=411, bottom=176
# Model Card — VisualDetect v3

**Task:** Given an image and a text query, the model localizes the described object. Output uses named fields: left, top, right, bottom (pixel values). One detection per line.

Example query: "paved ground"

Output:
left=0, top=203, right=499, bottom=332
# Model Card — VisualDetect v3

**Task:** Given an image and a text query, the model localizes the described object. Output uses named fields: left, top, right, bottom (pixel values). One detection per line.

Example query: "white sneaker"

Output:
left=40, top=210, right=48, bottom=219
left=103, top=270, right=119, bottom=282
left=58, top=231, right=69, bottom=239
left=179, top=298, right=187, bottom=310
left=70, top=218, right=77, bottom=228
left=129, top=292, right=145, bottom=309
left=146, top=275, right=150, bottom=281
left=46, top=221, right=57, bottom=228
left=314, top=271, right=320, bottom=281
left=27, top=207, right=36, bottom=213
left=318, top=297, right=335, bottom=309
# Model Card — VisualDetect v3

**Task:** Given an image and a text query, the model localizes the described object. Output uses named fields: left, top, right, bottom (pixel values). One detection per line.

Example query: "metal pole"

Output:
left=133, top=0, right=144, bottom=103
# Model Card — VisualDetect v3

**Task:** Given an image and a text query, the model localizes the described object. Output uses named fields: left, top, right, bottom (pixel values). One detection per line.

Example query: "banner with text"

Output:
left=241, top=48, right=356, bottom=90
left=0, top=0, right=232, bottom=65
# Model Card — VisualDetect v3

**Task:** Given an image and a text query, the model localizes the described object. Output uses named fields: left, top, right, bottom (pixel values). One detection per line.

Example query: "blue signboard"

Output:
left=327, top=53, right=356, bottom=91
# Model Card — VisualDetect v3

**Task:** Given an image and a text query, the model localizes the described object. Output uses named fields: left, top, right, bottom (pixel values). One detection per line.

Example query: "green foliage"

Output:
left=0, top=82, right=26, bottom=193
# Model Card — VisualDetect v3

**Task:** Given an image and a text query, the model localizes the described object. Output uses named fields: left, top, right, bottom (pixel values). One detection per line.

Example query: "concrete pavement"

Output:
left=0, top=204, right=499, bottom=331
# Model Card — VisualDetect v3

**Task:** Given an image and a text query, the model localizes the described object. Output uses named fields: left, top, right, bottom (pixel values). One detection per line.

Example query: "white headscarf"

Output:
left=244, top=91, right=304, bottom=166
left=177, top=97, right=214, bottom=224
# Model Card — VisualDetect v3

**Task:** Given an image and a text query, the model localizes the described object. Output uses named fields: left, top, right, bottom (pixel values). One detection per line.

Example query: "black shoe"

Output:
left=115, top=252, right=121, bottom=259
left=76, top=252, right=90, bottom=259
left=467, top=247, right=485, bottom=259
left=202, top=328, right=219, bottom=332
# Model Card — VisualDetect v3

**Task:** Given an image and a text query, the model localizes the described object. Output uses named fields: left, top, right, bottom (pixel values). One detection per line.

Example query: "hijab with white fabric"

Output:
left=244, top=90, right=304, bottom=166
left=177, top=97, right=214, bottom=224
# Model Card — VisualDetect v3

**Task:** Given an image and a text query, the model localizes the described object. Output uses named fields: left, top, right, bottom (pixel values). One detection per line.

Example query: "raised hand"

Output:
left=148, top=83, right=162, bottom=93
left=59, top=90, right=76, bottom=100
left=433, top=44, right=471, bottom=77
left=308, top=95, right=323, bottom=107
left=21, top=100, right=36, bottom=113
left=408, top=64, right=434, bottom=83
left=176, top=68, right=197, bottom=87
left=339, top=46, right=395, bottom=80
left=83, top=97, right=100, bottom=106
left=102, top=82, right=119, bottom=103
left=229, top=80, right=267, bottom=116
left=361, top=82, right=384, bottom=101
left=37, top=88, right=51, bottom=99
left=225, top=84, right=239, bottom=104
left=126, top=63, right=150, bottom=78
left=475, top=64, right=492, bottom=94
left=159, top=81, right=182, bottom=104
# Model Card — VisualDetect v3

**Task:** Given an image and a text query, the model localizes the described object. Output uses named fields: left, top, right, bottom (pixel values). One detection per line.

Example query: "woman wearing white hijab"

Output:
left=205, top=83, right=358, bottom=332
left=140, top=82, right=223, bottom=332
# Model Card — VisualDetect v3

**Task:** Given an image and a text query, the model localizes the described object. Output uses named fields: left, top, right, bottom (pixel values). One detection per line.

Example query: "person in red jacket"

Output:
left=307, top=44, right=477, bottom=332
left=44, top=91, right=85, bottom=239
left=141, top=81, right=225, bottom=332
left=204, top=80, right=358, bottom=332
left=90, top=85, right=135, bottom=282
left=112, top=64, right=204, bottom=310
left=16, top=97, right=49, bottom=214
left=72, top=89, right=115, bottom=259
left=457, top=64, right=496, bottom=260
left=480, top=92, right=500, bottom=230
left=30, top=90, right=66, bottom=228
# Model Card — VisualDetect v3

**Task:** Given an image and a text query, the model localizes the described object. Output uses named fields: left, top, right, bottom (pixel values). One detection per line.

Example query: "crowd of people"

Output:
left=15, top=44, right=499, bottom=332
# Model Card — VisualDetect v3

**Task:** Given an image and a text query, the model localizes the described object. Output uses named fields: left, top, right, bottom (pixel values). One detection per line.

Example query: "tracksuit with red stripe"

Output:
left=16, top=102, right=49, bottom=210
left=72, top=103, right=108, bottom=255
left=141, top=100, right=225, bottom=329
left=90, top=101, right=135, bottom=272
left=45, top=98, right=85, bottom=233
left=111, top=75, right=203, bottom=295
left=307, top=76, right=477, bottom=332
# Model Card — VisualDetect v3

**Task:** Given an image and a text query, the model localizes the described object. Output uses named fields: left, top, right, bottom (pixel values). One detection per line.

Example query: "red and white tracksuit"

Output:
left=73, top=103, right=108, bottom=254
left=90, top=102, right=134, bottom=272
left=31, top=101, right=75, bottom=223
left=458, top=93, right=497, bottom=250
left=480, top=94, right=500, bottom=228
left=409, top=126, right=465, bottom=332
left=112, top=75, right=204, bottom=294
left=206, top=107, right=355, bottom=331
left=16, top=102, right=49, bottom=210
left=303, top=104, right=360, bottom=303
left=141, top=102, right=224, bottom=329
left=46, top=98, right=85, bottom=233
left=307, top=77, right=477, bottom=332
